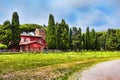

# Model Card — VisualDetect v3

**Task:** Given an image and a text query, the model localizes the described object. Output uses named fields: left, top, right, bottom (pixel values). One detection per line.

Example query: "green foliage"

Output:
left=20, top=24, right=43, bottom=32
left=116, top=29, right=120, bottom=50
left=0, top=20, right=12, bottom=47
left=82, top=34, right=86, bottom=50
left=71, top=27, right=78, bottom=50
left=105, top=29, right=118, bottom=50
left=90, top=29, right=96, bottom=50
left=56, top=23, right=62, bottom=49
left=0, top=25, right=2, bottom=28
left=0, top=43, right=7, bottom=49
left=69, top=28, right=73, bottom=50
left=11, top=12, right=20, bottom=47
left=56, top=19, right=69, bottom=50
left=77, top=27, right=82, bottom=50
left=0, top=12, right=119, bottom=51
left=95, top=33, right=100, bottom=50
left=99, top=32, right=106, bottom=50
left=86, top=27, right=90, bottom=50
left=47, top=14, right=70, bottom=50
left=0, top=51, right=120, bottom=77
left=47, top=14, right=56, bottom=49
left=70, top=27, right=82, bottom=51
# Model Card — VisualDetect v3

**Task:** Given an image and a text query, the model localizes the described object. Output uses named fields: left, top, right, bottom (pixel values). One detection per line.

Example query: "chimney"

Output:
left=35, top=28, right=46, bottom=40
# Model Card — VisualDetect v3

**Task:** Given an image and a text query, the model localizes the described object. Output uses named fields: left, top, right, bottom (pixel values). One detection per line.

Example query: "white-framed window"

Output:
left=21, top=38, right=30, bottom=42
left=21, top=38, right=24, bottom=42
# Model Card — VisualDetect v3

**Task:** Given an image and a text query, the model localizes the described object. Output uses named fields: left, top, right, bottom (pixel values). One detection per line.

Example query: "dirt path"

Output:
left=79, top=60, right=120, bottom=80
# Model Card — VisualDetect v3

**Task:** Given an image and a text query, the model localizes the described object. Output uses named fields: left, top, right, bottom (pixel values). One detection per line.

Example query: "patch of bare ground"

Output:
left=79, top=60, right=120, bottom=80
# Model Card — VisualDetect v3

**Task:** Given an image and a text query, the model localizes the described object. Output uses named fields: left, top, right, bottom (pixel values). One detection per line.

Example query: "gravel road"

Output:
left=79, top=60, right=120, bottom=80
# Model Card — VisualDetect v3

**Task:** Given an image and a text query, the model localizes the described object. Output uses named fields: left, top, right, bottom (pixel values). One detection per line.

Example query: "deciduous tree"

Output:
left=0, top=20, right=12, bottom=47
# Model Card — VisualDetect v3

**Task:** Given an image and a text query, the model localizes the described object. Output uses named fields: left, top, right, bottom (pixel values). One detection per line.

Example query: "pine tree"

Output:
left=56, top=19, right=69, bottom=50
left=56, top=23, right=62, bottom=50
left=86, top=27, right=90, bottom=50
left=82, top=34, right=86, bottom=50
left=72, top=27, right=78, bottom=51
left=56, top=22, right=60, bottom=49
left=69, top=28, right=73, bottom=50
left=60, top=19, right=69, bottom=50
left=78, top=27, right=82, bottom=51
left=106, top=29, right=118, bottom=50
left=90, top=29, right=96, bottom=50
left=95, top=34, right=100, bottom=50
left=71, top=27, right=82, bottom=51
left=47, top=14, right=56, bottom=49
left=11, top=12, right=20, bottom=48
left=116, top=29, right=120, bottom=50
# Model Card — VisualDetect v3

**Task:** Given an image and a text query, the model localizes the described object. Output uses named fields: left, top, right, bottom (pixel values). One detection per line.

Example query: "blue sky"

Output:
left=0, top=0, right=120, bottom=31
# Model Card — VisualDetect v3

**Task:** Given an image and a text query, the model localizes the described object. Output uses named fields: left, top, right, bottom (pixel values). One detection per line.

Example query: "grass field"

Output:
left=0, top=51, right=120, bottom=80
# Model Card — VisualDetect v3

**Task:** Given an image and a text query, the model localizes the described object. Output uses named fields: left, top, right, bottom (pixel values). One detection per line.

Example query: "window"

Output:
left=21, top=38, right=24, bottom=42
left=24, top=38, right=30, bottom=42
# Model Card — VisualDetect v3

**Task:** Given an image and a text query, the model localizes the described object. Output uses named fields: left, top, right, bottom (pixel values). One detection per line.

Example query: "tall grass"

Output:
left=0, top=51, right=120, bottom=75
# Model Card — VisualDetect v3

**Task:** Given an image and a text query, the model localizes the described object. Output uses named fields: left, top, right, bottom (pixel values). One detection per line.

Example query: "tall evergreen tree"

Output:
left=71, top=27, right=82, bottom=51
left=69, top=28, right=73, bottom=50
left=95, top=34, right=100, bottom=50
left=86, top=27, right=90, bottom=50
left=60, top=19, right=69, bottom=50
left=90, top=29, right=96, bottom=50
left=56, top=23, right=62, bottom=50
left=11, top=12, right=20, bottom=48
left=77, top=27, right=82, bottom=51
left=56, top=19, right=69, bottom=50
left=72, top=27, right=78, bottom=51
left=47, top=14, right=56, bottom=49
left=82, top=34, right=86, bottom=50
left=106, top=29, right=118, bottom=50
left=116, top=29, right=120, bottom=50
left=97, top=32, right=107, bottom=50
left=55, top=22, right=60, bottom=49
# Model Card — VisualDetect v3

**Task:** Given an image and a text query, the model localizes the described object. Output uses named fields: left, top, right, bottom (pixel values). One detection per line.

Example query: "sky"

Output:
left=0, top=0, right=120, bottom=32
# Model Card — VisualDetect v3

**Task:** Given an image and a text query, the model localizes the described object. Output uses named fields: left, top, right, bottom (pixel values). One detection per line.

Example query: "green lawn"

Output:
left=0, top=51, right=120, bottom=80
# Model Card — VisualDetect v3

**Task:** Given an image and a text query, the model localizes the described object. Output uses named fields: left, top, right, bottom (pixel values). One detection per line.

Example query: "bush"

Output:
left=0, top=43, right=7, bottom=49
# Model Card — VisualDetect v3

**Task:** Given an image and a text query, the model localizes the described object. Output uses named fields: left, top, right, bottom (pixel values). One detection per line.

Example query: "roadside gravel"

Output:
left=79, top=60, right=120, bottom=80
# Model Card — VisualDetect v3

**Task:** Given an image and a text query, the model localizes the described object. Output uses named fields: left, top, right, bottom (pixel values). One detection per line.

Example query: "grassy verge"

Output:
left=0, top=51, right=120, bottom=80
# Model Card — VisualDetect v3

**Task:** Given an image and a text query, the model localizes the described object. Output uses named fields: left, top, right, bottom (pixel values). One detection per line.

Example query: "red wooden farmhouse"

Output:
left=19, top=28, right=46, bottom=52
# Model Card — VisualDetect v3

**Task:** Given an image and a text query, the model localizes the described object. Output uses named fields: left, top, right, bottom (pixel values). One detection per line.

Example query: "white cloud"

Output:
left=51, top=0, right=99, bottom=9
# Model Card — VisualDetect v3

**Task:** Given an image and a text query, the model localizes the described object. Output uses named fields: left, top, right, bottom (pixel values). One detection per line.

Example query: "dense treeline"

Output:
left=0, top=12, right=120, bottom=51
left=47, top=14, right=69, bottom=50
left=47, top=14, right=120, bottom=51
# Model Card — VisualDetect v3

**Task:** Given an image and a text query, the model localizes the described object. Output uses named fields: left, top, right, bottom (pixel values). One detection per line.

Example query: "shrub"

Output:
left=0, top=43, right=7, bottom=49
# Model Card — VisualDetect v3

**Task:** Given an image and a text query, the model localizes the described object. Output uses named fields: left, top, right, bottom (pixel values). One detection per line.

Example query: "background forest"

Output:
left=0, top=12, right=120, bottom=51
